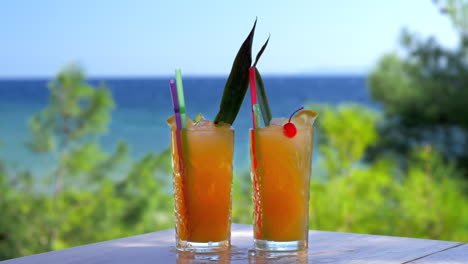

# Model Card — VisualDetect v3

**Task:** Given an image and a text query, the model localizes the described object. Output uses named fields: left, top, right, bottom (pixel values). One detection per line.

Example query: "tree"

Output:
left=312, top=104, right=380, bottom=179
left=0, top=64, right=174, bottom=260
left=368, top=1, right=468, bottom=170
left=25, top=63, right=128, bottom=250
left=434, top=0, right=468, bottom=36
left=309, top=104, right=468, bottom=241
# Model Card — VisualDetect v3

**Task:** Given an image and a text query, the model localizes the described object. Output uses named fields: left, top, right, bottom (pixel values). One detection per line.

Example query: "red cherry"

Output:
left=283, top=122, right=297, bottom=138
left=282, top=106, right=304, bottom=138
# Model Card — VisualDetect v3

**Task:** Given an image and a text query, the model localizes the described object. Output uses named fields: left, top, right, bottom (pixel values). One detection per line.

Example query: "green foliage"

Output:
left=310, top=159, right=398, bottom=235
left=361, top=1, right=468, bottom=240
left=309, top=104, right=468, bottom=242
left=369, top=33, right=468, bottom=128
left=21, top=64, right=131, bottom=251
left=0, top=160, right=49, bottom=259
left=27, top=64, right=114, bottom=154
left=313, top=104, right=380, bottom=178
left=434, top=0, right=468, bottom=35
left=393, top=147, right=468, bottom=241
left=368, top=3, right=468, bottom=169
left=231, top=170, right=253, bottom=225
left=0, top=65, right=174, bottom=260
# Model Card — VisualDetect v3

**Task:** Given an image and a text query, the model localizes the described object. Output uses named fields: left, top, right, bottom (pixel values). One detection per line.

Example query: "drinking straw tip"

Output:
left=175, top=69, right=188, bottom=129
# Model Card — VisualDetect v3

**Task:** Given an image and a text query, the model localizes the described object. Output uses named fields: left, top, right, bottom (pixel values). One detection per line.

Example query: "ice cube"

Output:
left=270, top=118, right=288, bottom=126
left=166, top=115, right=195, bottom=129
left=194, top=119, right=216, bottom=129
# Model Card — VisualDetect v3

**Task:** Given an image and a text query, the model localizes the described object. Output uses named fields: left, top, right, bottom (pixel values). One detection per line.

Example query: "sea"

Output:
left=0, top=76, right=375, bottom=175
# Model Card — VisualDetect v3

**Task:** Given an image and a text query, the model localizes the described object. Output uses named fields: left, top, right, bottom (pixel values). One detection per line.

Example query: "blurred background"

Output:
left=1, top=0, right=468, bottom=260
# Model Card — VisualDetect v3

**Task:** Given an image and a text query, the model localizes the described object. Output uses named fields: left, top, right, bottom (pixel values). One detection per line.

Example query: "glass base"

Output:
left=254, top=239, right=307, bottom=251
left=176, top=239, right=230, bottom=253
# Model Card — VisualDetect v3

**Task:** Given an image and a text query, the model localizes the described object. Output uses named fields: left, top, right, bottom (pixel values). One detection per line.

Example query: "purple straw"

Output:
left=169, top=80, right=183, bottom=129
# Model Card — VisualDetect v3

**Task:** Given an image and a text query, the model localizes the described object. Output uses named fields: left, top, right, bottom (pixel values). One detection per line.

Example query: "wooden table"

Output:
left=2, top=224, right=467, bottom=263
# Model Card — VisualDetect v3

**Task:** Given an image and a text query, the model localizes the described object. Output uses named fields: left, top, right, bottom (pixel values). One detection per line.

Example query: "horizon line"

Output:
left=0, top=71, right=370, bottom=81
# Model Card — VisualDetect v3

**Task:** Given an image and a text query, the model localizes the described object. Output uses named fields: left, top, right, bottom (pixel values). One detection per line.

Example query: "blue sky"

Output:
left=0, top=0, right=458, bottom=77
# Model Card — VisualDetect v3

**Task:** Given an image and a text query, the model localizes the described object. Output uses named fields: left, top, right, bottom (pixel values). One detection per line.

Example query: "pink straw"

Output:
left=249, top=67, right=258, bottom=129
left=249, top=67, right=262, bottom=235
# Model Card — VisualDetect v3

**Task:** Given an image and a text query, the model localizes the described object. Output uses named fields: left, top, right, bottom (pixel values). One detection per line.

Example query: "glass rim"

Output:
left=249, top=126, right=314, bottom=132
left=171, top=127, right=234, bottom=132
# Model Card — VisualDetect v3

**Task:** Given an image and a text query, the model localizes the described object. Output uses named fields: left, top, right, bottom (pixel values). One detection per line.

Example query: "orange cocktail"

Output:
left=251, top=110, right=316, bottom=251
left=169, top=117, right=234, bottom=252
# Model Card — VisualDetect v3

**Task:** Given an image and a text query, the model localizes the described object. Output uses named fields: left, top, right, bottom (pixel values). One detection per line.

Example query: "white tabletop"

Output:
left=2, top=224, right=466, bottom=264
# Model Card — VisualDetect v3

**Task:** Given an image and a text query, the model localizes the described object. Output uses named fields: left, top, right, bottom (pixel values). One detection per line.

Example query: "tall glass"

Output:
left=250, top=126, right=314, bottom=251
left=170, top=126, right=234, bottom=252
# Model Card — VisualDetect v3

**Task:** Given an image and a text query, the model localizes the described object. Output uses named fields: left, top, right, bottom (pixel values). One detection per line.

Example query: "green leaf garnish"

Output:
left=214, top=19, right=257, bottom=125
left=253, top=35, right=270, bottom=67
left=194, top=113, right=204, bottom=123
left=255, top=68, right=272, bottom=126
